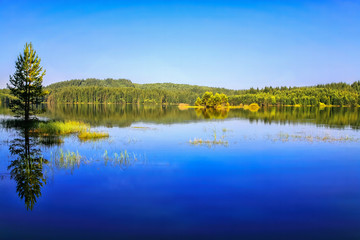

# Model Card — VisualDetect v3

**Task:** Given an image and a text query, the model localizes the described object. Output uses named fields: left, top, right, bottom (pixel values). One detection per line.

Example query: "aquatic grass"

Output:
left=49, top=148, right=141, bottom=173
left=103, top=150, right=140, bottom=169
left=35, top=121, right=89, bottom=135
left=78, top=131, right=109, bottom=141
left=33, top=121, right=110, bottom=141
left=189, top=128, right=228, bottom=147
left=272, top=132, right=359, bottom=143
left=50, top=149, right=82, bottom=173
left=189, top=138, right=228, bottom=146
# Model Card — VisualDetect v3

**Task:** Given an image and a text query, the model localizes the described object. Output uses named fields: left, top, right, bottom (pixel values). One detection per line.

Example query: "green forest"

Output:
left=228, top=82, right=360, bottom=107
left=1, top=78, right=360, bottom=106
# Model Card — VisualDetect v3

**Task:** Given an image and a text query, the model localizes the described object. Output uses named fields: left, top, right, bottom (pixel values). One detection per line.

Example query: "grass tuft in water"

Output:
left=50, top=149, right=82, bottom=173
left=189, top=128, right=228, bottom=147
left=272, top=131, right=359, bottom=143
left=103, top=150, right=140, bottom=169
left=33, top=121, right=109, bottom=141
left=35, top=121, right=89, bottom=135
left=78, top=131, right=109, bottom=140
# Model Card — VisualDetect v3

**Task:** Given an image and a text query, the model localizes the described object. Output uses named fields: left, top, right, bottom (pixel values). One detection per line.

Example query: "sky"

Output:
left=0, top=0, right=359, bottom=89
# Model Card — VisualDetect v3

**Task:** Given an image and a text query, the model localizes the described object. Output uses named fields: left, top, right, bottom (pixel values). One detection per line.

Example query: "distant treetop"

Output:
left=46, top=78, right=135, bottom=89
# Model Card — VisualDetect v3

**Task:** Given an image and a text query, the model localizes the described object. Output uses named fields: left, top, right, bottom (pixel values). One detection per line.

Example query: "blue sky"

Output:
left=0, top=0, right=359, bottom=89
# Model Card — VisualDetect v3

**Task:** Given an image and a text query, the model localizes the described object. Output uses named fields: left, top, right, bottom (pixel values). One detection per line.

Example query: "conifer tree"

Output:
left=7, top=43, right=48, bottom=120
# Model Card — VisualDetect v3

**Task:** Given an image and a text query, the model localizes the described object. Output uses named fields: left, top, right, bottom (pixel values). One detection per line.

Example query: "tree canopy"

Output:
left=195, top=92, right=229, bottom=108
left=7, top=43, right=48, bottom=120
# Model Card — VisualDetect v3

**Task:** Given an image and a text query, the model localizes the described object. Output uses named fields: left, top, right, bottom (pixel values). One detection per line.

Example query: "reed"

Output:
left=50, top=149, right=82, bottom=173
left=103, top=150, right=139, bottom=169
left=189, top=129, right=228, bottom=147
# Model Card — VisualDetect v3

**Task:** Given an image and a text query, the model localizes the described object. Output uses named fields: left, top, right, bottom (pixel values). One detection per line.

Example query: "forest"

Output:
left=228, top=81, right=360, bottom=106
left=1, top=78, right=360, bottom=106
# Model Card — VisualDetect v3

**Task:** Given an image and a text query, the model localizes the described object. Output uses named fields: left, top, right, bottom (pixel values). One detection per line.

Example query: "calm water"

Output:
left=0, top=104, right=359, bottom=240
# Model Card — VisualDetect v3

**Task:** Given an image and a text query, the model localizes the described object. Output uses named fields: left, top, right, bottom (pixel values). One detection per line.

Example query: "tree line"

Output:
left=2, top=77, right=360, bottom=106
left=228, top=81, right=360, bottom=107
left=45, top=79, right=360, bottom=106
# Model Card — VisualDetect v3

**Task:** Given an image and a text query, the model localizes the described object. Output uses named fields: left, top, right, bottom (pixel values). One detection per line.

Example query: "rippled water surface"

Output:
left=0, top=104, right=359, bottom=239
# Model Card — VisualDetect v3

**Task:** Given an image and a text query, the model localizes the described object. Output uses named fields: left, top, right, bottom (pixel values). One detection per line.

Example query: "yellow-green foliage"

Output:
left=249, top=103, right=260, bottom=112
left=242, top=103, right=260, bottom=112
left=35, top=120, right=110, bottom=141
left=36, top=121, right=89, bottom=135
left=249, top=103, right=260, bottom=108
left=195, top=92, right=229, bottom=108
left=78, top=131, right=109, bottom=140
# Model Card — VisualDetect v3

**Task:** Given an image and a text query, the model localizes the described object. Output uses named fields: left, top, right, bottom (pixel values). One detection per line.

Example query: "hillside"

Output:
left=44, top=78, right=242, bottom=104
left=46, top=78, right=239, bottom=95
left=46, top=78, right=135, bottom=89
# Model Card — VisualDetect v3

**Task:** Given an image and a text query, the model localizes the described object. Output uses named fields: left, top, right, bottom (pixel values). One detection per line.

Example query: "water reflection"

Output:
left=0, top=117, right=146, bottom=210
left=1, top=103, right=359, bottom=129
left=44, top=104, right=360, bottom=129
left=4, top=120, right=48, bottom=210
left=195, top=107, right=229, bottom=119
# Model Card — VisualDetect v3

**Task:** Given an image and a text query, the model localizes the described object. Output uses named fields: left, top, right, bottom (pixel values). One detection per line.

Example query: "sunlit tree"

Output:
left=7, top=43, right=48, bottom=121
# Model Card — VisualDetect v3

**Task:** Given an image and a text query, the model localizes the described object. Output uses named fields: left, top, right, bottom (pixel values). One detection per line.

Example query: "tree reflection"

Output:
left=3, top=120, right=48, bottom=210
left=195, top=107, right=229, bottom=119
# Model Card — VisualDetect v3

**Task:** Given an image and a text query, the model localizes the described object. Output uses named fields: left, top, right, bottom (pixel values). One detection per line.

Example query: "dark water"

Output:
left=0, top=104, right=359, bottom=239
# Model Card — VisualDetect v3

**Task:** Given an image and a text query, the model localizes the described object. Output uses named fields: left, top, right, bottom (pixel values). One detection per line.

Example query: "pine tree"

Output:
left=7, top=43, right=48, bottom=121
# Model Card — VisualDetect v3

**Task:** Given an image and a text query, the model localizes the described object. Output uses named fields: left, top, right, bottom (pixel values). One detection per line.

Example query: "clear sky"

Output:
left=0, top=0, right=359, bottom=89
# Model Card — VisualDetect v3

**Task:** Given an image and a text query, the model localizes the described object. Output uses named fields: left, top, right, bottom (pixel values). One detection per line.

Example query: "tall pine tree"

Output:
left=7, top=43, right=48, bottom=121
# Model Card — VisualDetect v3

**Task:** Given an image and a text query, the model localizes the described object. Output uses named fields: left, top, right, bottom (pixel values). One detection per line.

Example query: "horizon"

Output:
left=1, top=0, right=360, bottom=89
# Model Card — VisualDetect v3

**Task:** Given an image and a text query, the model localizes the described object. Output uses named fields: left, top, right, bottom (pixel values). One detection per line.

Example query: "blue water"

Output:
left=0, top=109, right=360, bottom=239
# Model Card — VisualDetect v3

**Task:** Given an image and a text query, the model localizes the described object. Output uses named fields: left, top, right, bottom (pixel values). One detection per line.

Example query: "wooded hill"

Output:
left=44, top=78, right=241, bottom=105
left=1, top=78, right=360, bottom=106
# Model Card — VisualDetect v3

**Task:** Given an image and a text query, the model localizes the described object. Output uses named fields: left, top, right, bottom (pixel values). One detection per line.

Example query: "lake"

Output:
left=0, top=104, right=359, bottom=240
